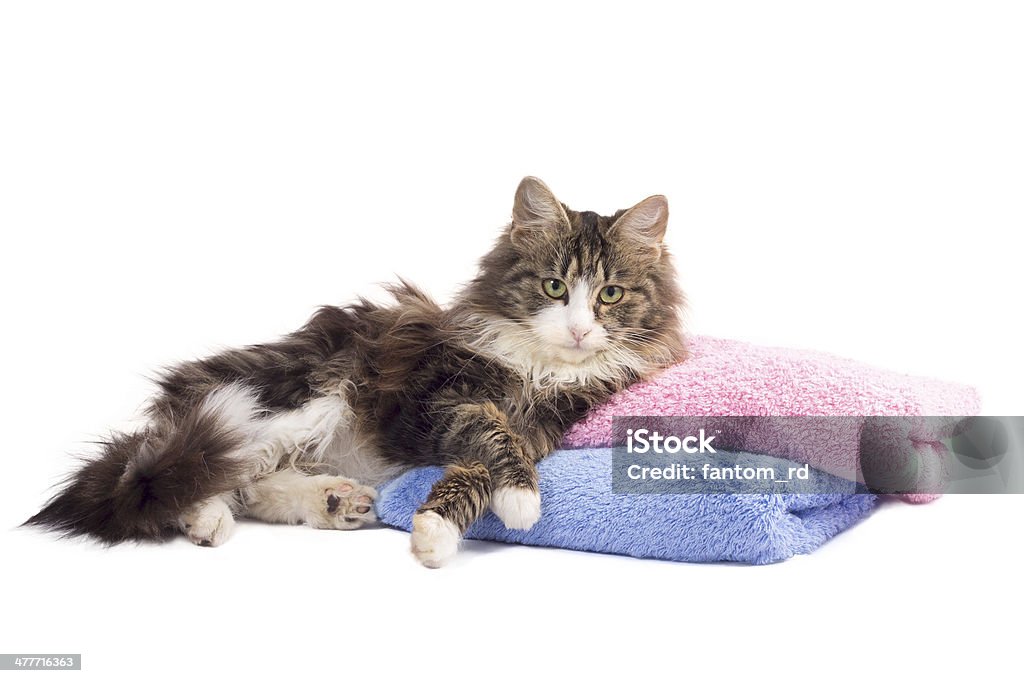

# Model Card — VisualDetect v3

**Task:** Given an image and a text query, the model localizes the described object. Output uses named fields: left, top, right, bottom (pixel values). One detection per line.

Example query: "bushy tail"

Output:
left=25, top=396, right=252, bottom=543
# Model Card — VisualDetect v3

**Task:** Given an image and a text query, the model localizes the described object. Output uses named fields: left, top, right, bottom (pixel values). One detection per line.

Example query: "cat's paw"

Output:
left=307, top=477, right=377, bottom=530
left=180, top=497, right=235, bottom=547
left=410, top=511, right=460, bottom=568
left=490, top=486, right=541, bottom=530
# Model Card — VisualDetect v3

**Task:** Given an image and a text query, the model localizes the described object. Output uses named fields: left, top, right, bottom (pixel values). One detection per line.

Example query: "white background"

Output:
left=1, top=1, right=1021, bottom=681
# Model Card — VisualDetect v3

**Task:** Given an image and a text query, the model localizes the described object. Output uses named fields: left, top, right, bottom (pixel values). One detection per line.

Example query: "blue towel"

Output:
left=376, top=448, right=877, bottom=564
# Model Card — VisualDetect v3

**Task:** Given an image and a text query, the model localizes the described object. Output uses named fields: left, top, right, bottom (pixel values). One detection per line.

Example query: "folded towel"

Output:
left=376, top=448, right=878, bottom=565
left=563, top=336, right=982, bottom=502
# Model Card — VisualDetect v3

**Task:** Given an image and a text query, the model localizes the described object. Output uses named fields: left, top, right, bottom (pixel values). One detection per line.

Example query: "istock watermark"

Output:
left=610, top=416, right=1024, bottom=495
left=623, top=460, right=810, bottom=484
left=626, top=428, right=717, bottom=454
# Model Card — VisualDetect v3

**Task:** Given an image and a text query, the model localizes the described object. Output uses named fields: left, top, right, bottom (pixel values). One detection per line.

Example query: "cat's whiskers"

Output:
left=456, top=311, right=654, bottom=392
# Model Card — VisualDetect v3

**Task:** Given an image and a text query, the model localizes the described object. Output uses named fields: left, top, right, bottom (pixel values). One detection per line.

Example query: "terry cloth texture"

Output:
left=376, top=448, right=878, bottom=565
left=563, top=336, right=981, bottom=502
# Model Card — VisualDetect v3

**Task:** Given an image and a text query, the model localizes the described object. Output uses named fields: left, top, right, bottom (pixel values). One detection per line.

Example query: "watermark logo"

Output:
left=626, top=428, right=717, bottom=454
left=610, top=416, right=1024, bottom=495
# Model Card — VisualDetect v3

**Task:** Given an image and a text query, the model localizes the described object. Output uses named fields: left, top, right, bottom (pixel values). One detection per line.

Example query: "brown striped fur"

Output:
left=27, top=177, right=685, bottom=564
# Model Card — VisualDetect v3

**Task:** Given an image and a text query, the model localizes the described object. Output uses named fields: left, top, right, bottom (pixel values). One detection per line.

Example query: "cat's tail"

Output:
left=24, top=385, right=260, bottom=543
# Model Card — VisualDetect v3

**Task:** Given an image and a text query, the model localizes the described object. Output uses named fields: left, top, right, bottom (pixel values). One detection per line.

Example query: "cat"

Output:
left=26, top=177, right=686, bottom=567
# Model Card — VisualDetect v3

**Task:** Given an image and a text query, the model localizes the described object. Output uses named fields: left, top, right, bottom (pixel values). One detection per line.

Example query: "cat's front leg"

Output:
left=489, top=420, right=564, bottom=531
left=487, top=436, right=542, bottom=531
left=411, top=401, right=548, bottom=565
left=410, top=402, right=541, bottom=567
left=440, top=400, right=542, bottom=530
left=411, top=461, right=491, bottom=568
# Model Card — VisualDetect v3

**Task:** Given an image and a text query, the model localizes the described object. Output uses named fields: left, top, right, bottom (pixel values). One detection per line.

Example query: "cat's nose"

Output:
left=570, top=327, right=591, bottom=345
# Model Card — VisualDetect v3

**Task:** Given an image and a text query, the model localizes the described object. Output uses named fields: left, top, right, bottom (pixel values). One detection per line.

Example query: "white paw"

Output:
left=410, top=511, right=460, bottom=568
left=307, top=477, right=377, bottom=530
left=180, top=497, right=235, bottom=547
left=490, top=486, right=541, bottom=530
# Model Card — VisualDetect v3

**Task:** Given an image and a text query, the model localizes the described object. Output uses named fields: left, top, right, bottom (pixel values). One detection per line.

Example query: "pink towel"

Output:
left=563, top=336, right=982, bottom=502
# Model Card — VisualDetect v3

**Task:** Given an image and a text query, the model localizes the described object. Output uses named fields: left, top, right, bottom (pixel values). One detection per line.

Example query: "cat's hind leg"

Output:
left=240, top=469, right=377, bottom=530
left=25, top=383, right=262, bottom=544
left=179, top=495, right=236, bottom=547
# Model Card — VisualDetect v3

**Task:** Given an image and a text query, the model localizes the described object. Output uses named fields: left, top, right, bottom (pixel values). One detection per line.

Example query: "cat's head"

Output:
left=460, top=176, right=686, bottom=386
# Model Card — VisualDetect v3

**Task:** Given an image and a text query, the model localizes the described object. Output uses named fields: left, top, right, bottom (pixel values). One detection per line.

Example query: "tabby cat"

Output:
left=27, top=177, right=685, bottom=567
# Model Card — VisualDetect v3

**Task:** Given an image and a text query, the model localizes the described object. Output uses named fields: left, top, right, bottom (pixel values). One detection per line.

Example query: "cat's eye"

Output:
left=542, top=278, right=567, bottom=299
left=599, top=285, right=624, bottom=304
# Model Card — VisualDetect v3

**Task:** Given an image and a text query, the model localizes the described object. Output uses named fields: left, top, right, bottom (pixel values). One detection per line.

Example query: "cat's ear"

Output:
left=610, top=195, right=669, bottom=248
left=510, top=176, right=570, bottom=245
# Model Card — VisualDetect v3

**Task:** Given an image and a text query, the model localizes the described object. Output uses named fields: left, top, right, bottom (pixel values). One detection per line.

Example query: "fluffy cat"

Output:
left=26, top=177, right=686, bottom=567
